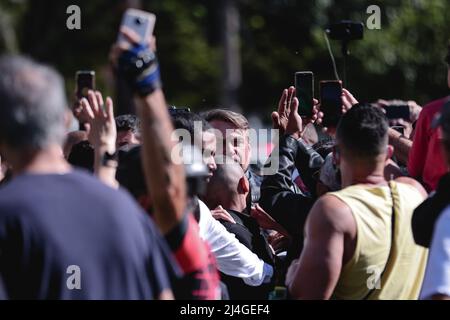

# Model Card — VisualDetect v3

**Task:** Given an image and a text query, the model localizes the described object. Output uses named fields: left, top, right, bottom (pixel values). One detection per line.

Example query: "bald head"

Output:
left=204, top=159, right=249, bottom=211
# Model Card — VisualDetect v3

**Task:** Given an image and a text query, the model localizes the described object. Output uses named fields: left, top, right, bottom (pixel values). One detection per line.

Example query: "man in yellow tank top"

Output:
left=286, top=104, right=428, bottom=299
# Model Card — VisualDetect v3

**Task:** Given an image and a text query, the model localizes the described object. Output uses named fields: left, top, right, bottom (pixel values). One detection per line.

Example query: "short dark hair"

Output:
left=336, top=103, right=389, bottom=158
left=116, top=145, right=147, bottom=199
left=115, top=114, right=140, bottom=133
left=68, top=140, right=94, bottom=172
left=202, top=109, right=249, bottom=130
left=171, top=111, right=212, bottom=140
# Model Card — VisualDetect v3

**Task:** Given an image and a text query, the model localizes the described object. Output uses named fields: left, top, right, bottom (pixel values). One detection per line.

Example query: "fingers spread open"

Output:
left=287, top=86, right=295, bottom=111
left=291, top=97, right=299, bottom=115
left=80, top=98, right=95, bottom=120
left=88, top=90, right=99, bottom=116
left=271, top=111, right=280, bottom=129
left=278, top=89, right=288, bottom=115
left=95, top=91, right=105, bottom=117
left=105, top=97, right=115, bottom=121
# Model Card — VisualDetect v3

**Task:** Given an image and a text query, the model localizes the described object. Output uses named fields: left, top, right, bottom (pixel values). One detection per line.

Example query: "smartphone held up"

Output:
left=295, top=71, right=314, bottom=118
left=320, top=80, right=343, bottom=128
left=75, top=71, right=95, bottom=100
left=117, top=8, right=156, bottom=45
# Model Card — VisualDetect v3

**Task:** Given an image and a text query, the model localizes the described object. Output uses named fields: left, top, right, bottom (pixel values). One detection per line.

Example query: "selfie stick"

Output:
left=341, top=40, right=350, bottom=87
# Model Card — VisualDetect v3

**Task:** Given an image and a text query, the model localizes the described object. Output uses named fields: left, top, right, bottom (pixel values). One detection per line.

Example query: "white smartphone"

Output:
left=117, top=9, right=156, bottom=45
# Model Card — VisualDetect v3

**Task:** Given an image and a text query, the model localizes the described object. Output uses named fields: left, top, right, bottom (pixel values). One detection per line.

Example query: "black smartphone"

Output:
left=320, top=80, right=343, bottom=128
left=391, top=126, right=405, bottom=135
left=76, top=71, right=95, bottom=100
left=326, top=21, right=364, bottom=41
left=384, top=104, right=410, bottom=120
left=295, top=71, right=314, bottom=117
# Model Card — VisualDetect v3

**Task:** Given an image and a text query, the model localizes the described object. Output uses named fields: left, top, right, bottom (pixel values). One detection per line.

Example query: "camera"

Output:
left=326, top=21, right=364, bottom=41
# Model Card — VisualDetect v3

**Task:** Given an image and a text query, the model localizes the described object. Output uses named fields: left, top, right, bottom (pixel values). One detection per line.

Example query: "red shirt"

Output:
left=170, top=213, right=220, bottom=300
left=408, top=96, right=450, bottom=192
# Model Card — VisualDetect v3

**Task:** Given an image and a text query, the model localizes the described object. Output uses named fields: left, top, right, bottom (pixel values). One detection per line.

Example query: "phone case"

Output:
left=117, top=9, right=156, bottom=45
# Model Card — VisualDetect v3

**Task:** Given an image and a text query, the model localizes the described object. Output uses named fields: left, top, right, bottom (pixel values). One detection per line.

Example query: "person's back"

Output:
left=329, top=181, right=428, bottom=299
left=286, top=104, right=428, bottom=300
left=0, top=55, right=177, bottom=300
left=0, top=170, right=177, bottom=299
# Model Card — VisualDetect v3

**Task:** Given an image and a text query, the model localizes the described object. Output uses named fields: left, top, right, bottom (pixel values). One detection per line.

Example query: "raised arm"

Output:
left=114, top=27, right=186, bottom=234
left=260, top=87, right=322, bottom=236
left=136, top=90, right=187, bottom=234
left=80, top=90, right=119, bottom=189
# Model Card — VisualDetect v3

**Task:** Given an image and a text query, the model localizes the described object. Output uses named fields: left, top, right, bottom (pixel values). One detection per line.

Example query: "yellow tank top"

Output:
left=328, top=181, right=428, bottom=300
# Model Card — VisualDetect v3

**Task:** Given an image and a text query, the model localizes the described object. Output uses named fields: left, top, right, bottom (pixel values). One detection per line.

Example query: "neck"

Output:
left=7, top=144, right=71, bottom=176
left=341, top=163, right=387, bottom=189
left=225, top=195, right=247, bottom=213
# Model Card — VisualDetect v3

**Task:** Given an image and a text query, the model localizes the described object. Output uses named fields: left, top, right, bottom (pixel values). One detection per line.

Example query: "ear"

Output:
left=238, top=176, right=250, bottom=194
left=386, top=144, right=394, bottom=161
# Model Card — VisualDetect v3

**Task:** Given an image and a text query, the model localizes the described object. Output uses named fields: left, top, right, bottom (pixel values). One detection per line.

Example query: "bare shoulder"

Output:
left=394, top=176, right=427, bottom=198
left=307, top=194, right=355, bottom=234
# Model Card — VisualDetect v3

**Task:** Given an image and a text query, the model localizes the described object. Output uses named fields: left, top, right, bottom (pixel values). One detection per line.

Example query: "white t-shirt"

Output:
left=420, top=206, right=450, bottom=299
left=197, top=199, right=273, bottom=286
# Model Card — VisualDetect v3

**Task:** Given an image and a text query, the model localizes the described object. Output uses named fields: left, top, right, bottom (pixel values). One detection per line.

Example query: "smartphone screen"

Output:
left=117, top=9, right=156, bottom=45
left=384, top=104, right=410, bottom=120
left=76, top=71, right=95, bottom=100
left=295, top=72, right=314, bottom=117
left=391, top=126, right=405, bottom=135
left=320, top=80, right=343, bottom=127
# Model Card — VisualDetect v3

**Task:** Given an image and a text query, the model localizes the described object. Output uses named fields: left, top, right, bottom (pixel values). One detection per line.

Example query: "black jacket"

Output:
left=412, top=173, right=450, bottom=248
left=259, top=135, right=324, bottom=257
left=219, top=209, right=274, bottom=300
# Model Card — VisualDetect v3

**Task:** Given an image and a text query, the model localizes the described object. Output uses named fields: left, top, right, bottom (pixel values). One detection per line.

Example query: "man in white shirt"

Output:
left=197, top=199, right=273, bottom=287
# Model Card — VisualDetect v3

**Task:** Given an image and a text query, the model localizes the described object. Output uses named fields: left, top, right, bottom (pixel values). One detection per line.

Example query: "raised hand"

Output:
left=108, top=27, right=161, bottom=97
left=271, top=86, right=322, bottom=139
left=322, top=88, right=358, bottom=136
left=80, top=90, right=116, bottom=155
left=341, top=88, right=358, bottom=114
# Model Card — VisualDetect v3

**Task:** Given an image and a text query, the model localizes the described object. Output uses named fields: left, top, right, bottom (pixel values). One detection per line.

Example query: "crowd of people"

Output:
left=0, top=26, right=449, bottom=300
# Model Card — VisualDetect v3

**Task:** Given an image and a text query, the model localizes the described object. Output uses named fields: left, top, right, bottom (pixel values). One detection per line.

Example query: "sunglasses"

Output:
left=168, top=106, right=191, bottom=116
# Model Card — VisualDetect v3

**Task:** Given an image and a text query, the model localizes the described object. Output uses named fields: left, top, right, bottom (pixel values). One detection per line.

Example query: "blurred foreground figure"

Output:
left=417, top=103, right=450, bottom=300
left=407, top=44, right=450, bottom=192
left=0, top=55, right=177, bottom=300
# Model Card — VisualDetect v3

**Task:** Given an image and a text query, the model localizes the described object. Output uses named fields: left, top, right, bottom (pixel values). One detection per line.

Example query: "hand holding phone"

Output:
left=295, top=71, right=314, bottom=118
left=117, top=9, right=156, bottom=46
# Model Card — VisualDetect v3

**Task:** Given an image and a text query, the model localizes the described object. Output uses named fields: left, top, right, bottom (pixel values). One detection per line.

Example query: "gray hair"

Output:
left=0, top=55, right=68, bottom=150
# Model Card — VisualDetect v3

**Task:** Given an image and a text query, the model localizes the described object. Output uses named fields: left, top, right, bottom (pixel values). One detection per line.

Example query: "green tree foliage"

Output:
left=0, top=0, right=448, bottom=117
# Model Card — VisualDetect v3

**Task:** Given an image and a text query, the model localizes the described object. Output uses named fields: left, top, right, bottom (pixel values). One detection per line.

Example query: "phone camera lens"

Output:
left=135, top=17, right=142, bottom=25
